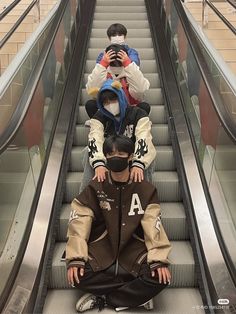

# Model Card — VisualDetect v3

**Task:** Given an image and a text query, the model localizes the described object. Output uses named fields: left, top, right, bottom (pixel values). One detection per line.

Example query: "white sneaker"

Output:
left=115, top=298, right=154, bottom=312
left=76, top=293, right=105, bottom=312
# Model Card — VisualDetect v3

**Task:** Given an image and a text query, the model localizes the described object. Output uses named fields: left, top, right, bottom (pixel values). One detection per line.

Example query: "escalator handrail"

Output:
left=204, top=0, right=236, bottom=36
left=0, top=0, right=39, bottom=49
left=0, top=0, right=21, bottom=21
left=174, top=0, right=236, bottom=143
left=2, top=1, right=96, bottom=312
left=0, top=0, right=69, bottom=155
left=146, top=0, right=236, bottom=310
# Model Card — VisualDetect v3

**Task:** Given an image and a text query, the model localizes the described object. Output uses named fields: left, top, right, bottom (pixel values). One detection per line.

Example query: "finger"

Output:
left=130, top=169, right=134, bottom=181
left=162, top=269, right=167, bottom=284
left=73, top=267, right=80, bottom=284
left=141, top=170, right=144, bottom=181
left=133, top=171, right=137, bottom=182
left=69, top=269, right=74, bottom=286
left=67, top=269, right=72, bottom=285
left=138, top=171, right=142, bottom=182
left=151, top=271, right=155, bottom=277
left=80, top=267, right=84, bottom=277
left=158, top=268, right=162, bottom=284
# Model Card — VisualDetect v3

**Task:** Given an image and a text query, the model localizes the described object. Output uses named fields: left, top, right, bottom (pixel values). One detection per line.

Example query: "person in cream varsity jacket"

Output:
left=80, top=78, right=156, bottom=192
left=85, top=42, right=150, bottom=119
left=66, top=135, right=171, bottom=312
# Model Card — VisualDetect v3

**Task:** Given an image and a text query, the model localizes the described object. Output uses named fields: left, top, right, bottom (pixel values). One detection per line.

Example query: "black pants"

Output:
left=85, top=99, right=151, bottom=118
left=76, top=262, right=167, bottom=308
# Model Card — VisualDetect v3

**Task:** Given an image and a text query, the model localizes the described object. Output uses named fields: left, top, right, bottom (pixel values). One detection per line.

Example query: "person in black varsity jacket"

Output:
left=80, top=78, right=156, bottom=192
left=66, top=135, right=171, bottom=312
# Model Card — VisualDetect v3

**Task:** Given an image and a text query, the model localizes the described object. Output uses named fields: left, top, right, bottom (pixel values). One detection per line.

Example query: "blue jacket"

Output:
left=97, top=79, right=128, bottom=133
left=96, top=45, right=140, bottom=66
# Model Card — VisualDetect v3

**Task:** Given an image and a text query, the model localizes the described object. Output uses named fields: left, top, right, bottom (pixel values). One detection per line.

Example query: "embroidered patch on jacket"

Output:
left=69, top=209, right=79, bottom=223
left=123, top=124, right=134, bottom=138
left=99, top=200, right=111, bottom=211
left=88, top=138, right=98, bottom=158
left=155, top=214, right=162, bottom=232
left=135, top=139, right=148, bottom=158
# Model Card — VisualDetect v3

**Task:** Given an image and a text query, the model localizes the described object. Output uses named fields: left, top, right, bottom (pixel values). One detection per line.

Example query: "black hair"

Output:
left=103, top=135, right=135, bottom=157
left=107, top=23, right=127, bottom=38
left=99, top=90, right=118, bottom=105
left=105, top=44, right=128, bottom=67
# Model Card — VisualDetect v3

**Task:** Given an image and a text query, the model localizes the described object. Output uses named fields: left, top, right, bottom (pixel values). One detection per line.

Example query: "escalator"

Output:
left=42, top=0, right=205, bottom=313
left=1, top=0, right=236, bottom=313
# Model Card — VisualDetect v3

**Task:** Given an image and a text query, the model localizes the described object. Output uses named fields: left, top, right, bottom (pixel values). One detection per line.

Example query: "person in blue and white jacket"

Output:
left=80, top=79, right=156, bottom=192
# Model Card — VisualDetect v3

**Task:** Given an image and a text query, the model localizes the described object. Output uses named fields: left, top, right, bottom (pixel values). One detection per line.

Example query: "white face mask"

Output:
left=105, top=101, right=120, bottom=116
left=110, top=35, right=125, bottom=45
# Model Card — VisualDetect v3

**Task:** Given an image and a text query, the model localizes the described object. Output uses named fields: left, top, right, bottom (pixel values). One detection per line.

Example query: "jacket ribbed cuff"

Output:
left=67, top=259, right=85, bottom=270
left=100, top=59, right=109, bottom=68
left=92, top=159, right=106, bottom=169
left=149, top=262, right=169, bottom=271
left=131, top=160, right=145, bottom=170
left=123, top=58, right=131, bottom=67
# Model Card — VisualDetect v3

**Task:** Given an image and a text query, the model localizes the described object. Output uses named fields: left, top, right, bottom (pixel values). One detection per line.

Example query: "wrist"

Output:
left=100, top=58, right=109, bottom=68
left=123, top=58, right=131, bottom=67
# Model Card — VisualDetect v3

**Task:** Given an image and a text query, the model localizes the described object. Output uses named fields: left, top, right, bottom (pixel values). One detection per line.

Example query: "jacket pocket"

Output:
left=90, top=230, right=108, bottom=244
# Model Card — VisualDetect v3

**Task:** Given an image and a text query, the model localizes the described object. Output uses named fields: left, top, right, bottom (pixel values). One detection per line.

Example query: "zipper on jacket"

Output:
left=114, top=186, right=123, bottom=276
left=137, top=252, right=148, bottom=264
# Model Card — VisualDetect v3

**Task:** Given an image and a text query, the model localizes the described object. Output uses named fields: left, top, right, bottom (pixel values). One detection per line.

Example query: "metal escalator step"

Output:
left=85, top=59, right=157, bottom=73
left=58, top=201, right=187, bottom=242
left=92, top=20, right=149, bottom=29
left=94, top=13, right=147, bottom=20
left=89, top=38, right=153, bottom=48
left=69, top=145, right=174, bottom=173
left=83, top=72, right=160, bottom=88
left=43, top=287, right=204, bottom=314
left=161, top=202, right=189, bottom=240
left=48, top=241, right=196, bottom=289
left=95, top=6, right=146, bottom=13
left=64, top=170, right=179, bottom=203
left=73, top=124, right=170, bottom=147
left=90, top=28, right=150, bottom=38
left=153, top=171, right=182, bottom=202
left=96, top=0, right=145, bottom=5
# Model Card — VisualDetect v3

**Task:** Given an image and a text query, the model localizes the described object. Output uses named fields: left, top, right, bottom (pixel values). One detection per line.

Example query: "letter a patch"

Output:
left=128, top=193, right=144, bottom=216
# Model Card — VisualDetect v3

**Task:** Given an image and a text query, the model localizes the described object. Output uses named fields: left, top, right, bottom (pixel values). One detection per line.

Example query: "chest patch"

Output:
left=128, top=193, right=144, bottom=216
left=123, top=124, right=134, bottom=138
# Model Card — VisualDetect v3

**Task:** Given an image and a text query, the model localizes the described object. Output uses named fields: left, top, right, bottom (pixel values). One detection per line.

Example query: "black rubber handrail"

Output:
left=0, top=0, right=21, bottom=21
left=205, top=0, right=236, bottom=35
left=175, top=0, right=236, bottom=143
left=0, top=0, right=38, bottom=49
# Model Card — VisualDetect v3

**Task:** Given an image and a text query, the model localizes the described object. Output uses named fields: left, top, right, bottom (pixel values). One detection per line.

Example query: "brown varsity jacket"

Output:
left=66, top=173, right=171, bottom=276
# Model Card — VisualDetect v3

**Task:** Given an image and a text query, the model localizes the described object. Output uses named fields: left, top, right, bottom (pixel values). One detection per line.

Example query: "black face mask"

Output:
left=106, top=156, right=129, bottom=172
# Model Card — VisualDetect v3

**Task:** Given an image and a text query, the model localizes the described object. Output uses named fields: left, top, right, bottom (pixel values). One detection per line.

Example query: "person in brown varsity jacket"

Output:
left=66, top=135, right=171, bottom=312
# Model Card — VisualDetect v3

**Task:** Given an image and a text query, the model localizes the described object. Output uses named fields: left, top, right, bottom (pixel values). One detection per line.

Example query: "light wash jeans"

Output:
left=79, top=147, right=156, bottom=193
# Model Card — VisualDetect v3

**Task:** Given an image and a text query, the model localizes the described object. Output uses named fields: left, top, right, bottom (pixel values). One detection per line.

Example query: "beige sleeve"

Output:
left=133, top=117, right=156, bottom=169
left=86, top=64, right=108, bottom=93
left=88, top=118, right=106, bottom=168
left=66, top=198, right=94, bottom=263
left=124, top=62, right=150, bottom=101
left=141, top=203, right=171, bottom=264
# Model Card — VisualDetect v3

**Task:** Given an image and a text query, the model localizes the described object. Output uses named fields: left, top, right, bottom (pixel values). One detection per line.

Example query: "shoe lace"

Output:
left=92, top=296, right=105, bottom=311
